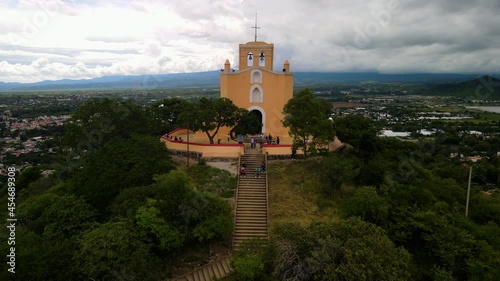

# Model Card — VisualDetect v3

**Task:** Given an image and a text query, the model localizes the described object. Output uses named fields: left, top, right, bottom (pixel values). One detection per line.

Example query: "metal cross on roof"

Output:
left=251, top=13, right=260, bottom=42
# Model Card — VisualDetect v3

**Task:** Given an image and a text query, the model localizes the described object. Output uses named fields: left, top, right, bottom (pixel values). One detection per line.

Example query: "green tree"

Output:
left=110, top=184, right=165, bottom=219
left=62, top=98, right=155, bottom=150
left=38, top=195, right=97, bottom=239
left=72, top=135, right=175, bottom=213
left=358, top=155, right=391, bottom=187
left=342, top=186, right=389, bottom=224
left=232, top=109, right=262, bottom=136
left=15, top=166, right=41, bottom=192
left=75, top=221, right=164, bottom=281
left=149, top=97, right=191, bottom=134
left=272, top=218, right=411, bottom=281
left=0, top=229, right=78, bottom=281
left=181, top=97, right=243, bottom=144
left=151, top=171, right=233, bottom=242
left=333, top=114, right=379, bottom=159
left=135, top=198, right=185, bottom=251
left=318, top=155, right=359, bottom=193
left=282, top=88, right=334, bottom=157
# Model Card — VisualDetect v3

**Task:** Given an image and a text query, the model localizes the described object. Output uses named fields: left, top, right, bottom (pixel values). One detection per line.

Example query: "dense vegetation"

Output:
left=231, top=116, right=500, bottom=280
left=0, top=98, right=236, bottom=280
left=1, top=90, right=499, bottom=280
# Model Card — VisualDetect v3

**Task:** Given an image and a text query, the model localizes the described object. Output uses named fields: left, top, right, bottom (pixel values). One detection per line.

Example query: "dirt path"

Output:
left=207, top=161, right=238, bottom=176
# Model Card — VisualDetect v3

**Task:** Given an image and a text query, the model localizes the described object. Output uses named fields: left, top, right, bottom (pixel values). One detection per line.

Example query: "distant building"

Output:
left=463, top=155, right=486, bottom=163
left=379, top=130, right=411, bottom=137
left=419, top=129, right=436, bottom=136
left=468, top=130, right=483, bottom=135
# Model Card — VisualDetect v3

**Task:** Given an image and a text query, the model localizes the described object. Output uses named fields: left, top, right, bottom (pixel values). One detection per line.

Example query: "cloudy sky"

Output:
left=0, top=0, right=499, bottom=83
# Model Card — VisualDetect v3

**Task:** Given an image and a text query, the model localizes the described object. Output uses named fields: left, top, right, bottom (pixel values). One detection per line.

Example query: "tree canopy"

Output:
left=149, top=97, right=191, bottom=134
left=62, top=98, right=155, bottom=149
left=271, top=218, right=411, bottom=281
left=282, top=88, right=334, bottom=156
left=180, top=97, right=245, bottom=144
left=71, top=134, right=175, bottom=213
left=231, top=109, right=262, bottom=136
left=333, top=114, right=379, bottom=159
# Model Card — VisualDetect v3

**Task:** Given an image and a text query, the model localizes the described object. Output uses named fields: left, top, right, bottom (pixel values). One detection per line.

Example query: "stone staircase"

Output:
left=233, top=149, right=268, bottom=248
left=171, top=258, right=232, bottom=281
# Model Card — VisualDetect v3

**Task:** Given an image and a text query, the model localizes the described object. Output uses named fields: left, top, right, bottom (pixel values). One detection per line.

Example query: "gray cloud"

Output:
left=0, top=0, right=499, bottom=82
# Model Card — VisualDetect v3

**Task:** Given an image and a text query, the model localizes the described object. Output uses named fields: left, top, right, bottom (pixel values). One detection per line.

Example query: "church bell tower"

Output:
left=219, top=16, right=293, bottom=142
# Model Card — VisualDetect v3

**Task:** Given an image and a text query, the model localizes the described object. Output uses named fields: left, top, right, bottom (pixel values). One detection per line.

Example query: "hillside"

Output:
left=425, top=75, right=500, bottom=98
left=250, top=144, right=500, bottom=280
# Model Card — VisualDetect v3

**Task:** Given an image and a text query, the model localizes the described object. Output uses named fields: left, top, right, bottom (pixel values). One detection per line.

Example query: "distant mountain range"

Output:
left=0, top=71, right=497, bottom=92
left=425, top=75, right=500, bottom=99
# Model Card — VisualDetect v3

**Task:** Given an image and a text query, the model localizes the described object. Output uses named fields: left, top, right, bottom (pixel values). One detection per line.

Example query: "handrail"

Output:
left=232, top=153, right=242, bottom=249
left=265, top=152, right=270, bottom=241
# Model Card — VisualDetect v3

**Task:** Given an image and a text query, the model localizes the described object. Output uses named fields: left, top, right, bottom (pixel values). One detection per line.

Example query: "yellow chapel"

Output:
left=219, top=39, right=294, bottom=142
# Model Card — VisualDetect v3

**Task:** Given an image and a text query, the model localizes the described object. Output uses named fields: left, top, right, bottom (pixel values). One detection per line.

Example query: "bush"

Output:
left=342, top=186, right=389, bottom=224
left=230, top=239, right=269, bottom=281
left=271, top=219, right=411, bottom=281
left=231, top=254, right=264, bottom=281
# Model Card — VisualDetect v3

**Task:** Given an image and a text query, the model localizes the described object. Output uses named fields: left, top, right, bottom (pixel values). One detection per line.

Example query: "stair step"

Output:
left=234, top=230, right=268, bottom=236
left=214, top=261, right=224, bottom=277
left=237, top=199, right=266, bottom=203
left=236, top=221, right=267, bottom=225
left=236, top=203, right=267, bottom=207
left=236, top=214, right=267, bottom=218
left=236, top=206, right=267, bottom=210
left=236, top=213, right=267, bottom=217
left=235, top=225, right=267, bottom=229
left=237, top=196, right=266, bottom=199
left=237, top=198, right=266, bottom=201
left=237, top=203, right=266, bottom=207
left=236, top=206, right=266, bottom=210
left=221, top=259, right=231, bottom=274
left=234, top=235, right=267, bottom=241
left=236, top=209, right=267, bottom=214
left=234, top=233, right=268, bottom=237
left=237, top=192, right=266, bottom=196
left=236, top=225, right=267, bottom=229
left=238, top=191, right=266, bottom=194
left=236, top=209, right=267, bottom=212
left=236, top=217, right=267, bottom=222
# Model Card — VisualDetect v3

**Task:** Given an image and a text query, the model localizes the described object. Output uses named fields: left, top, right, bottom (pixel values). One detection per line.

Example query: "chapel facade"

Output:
left=219, top=40, right=294, bottom=142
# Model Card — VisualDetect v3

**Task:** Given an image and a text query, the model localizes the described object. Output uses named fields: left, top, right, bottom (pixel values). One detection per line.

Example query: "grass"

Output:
left=435, top=106, right=467, bottom=112
left=267, top=159, right=341, bottom=230
left=185, top=163, right=237, bottom=198
left=476, top=112, right=500, bottom=121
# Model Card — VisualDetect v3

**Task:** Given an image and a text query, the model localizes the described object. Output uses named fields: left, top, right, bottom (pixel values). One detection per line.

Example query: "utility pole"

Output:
left=465, top=166, right=472, bottom=217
